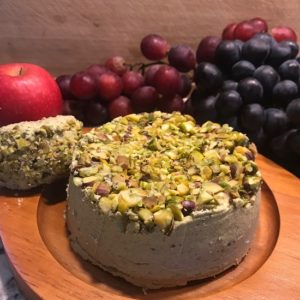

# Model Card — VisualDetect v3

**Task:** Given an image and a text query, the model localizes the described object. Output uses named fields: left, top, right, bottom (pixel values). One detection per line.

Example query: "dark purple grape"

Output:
left=280, top=40, right=299, bottom=58
left=108, top=96, right=133, bottom=119
left=219, top=116, right=241, bottom=131
left=193, top=95, right=218, bottom=124
left=233, top=39, right=244, bottom=52
left=237, top=77, right=263, bottom=104
left=140, top=34, right=170, bottom=60
left=56, top=75, right=73, bottom=99
left=263, top=108, right=288, bottom=137
left=270, top=129, right=298, bottom=158
left=253, top=65, right=280, bottom=99
left=184, top=98, right=194, bottom=116
left=286, top=98, right=300, bottom=125
left=131, top=86, right=158, bottom=113
left=153, top=66, right=181, bottom=97
left=190, top=88, right=202, bottom=103
left=215, top=40, right=241, bottom=70
left=168, top=44, right=196, bottom=72
left=85, top=101, right=108, bottom=126
left=272, top=80, right=298, bottom=107
left=253, top=32, right=276, bottom=46
left=194, top=63, right=223, bottom=94
left=215, top=90, right=242, bottom=117
left=231, top=60, right=255, bottom=81
left=178, top=75, right=192, bottom=98
left=241, top=38, right=270, bottom=66
left=278, top=59, right=300, bottom=82
left=240, top=103, right=264, bottom=132
left=287, top=130, right=300, bottom=155
left=158, top=95, right=185, bottom=113
left=181, top=200, right=196, bottom=216
left=63, top=100, right=85, bottom=121
left=222, top=80, right=238, bottom=91
left=246, top=128, right=267, bottom=151
left=266, top=42, right=292, bottom=68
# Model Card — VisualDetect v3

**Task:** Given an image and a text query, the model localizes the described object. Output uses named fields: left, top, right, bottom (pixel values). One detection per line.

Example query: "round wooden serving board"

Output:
left=0, top=155, right=299, bottom=299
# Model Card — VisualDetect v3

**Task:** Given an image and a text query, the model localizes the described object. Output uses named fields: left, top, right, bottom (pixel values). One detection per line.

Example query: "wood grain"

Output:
left=1, top=0, right=300, bottom=75
left=0, top=154, right=299, bottom=299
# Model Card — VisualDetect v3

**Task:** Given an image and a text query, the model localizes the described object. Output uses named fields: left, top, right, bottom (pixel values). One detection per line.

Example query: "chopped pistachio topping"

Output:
left=71, top=112, right=262, bottom=234
left=0, top=116, right=83, bottom=190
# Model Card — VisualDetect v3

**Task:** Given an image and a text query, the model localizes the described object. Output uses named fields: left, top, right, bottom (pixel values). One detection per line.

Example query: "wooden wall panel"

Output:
left=0, top=0, right=299, bottom=75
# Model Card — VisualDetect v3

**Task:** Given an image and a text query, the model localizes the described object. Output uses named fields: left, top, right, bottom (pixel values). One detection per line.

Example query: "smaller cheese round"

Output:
left=0, top=115, right=82, bottom=190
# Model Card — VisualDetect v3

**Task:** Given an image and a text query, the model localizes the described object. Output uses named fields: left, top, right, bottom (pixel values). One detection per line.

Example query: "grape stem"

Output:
left=128, top=61, right=167, bottom=74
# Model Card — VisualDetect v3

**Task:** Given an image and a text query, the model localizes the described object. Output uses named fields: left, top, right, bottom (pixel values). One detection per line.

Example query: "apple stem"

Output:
left=19, top=67, right=23, bottom=76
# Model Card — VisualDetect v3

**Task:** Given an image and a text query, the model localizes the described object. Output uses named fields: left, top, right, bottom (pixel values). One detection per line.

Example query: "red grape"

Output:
left=69, top=71, right=97, bottom=100
left=86, top=64, right=110, bottom=77
left=97, top=72, right=123, bottom=101
left=122, top=71, right=145, bottom=96
left=131, top=86, right=158, bottom=112
left=144, top=64, right=162, bottom=86
left=234, top=21, right=259, bottom=41
left=271, top=26, right=297, bottom=42
left=158, top=95, right=185, bottom=113
left=196, top=36, right=221, bottom=63
left=105, top=56, right=128, bottom=76
left=140, top=34, right=170, bottom=60
left=85, top=101, right=108, bottom=126
left=108, top=96, right=133, bottom=119
left=168, top=44, right=196, bottom=72
left=153, top=66, right=181, bottom=96
left=56, top=75, right=73, bottom=99
left=250, top=17, right=268, bottom=32
left=222, top=23, right=238, bottom=40
left=178, top=74, right=192, bottom=98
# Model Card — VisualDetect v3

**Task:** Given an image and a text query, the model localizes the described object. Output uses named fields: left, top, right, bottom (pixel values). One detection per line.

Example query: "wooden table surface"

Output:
left=0, top=154, right=299, bottom=299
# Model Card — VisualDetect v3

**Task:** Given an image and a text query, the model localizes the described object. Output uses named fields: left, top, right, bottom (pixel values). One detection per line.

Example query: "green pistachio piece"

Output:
left=117, top=188, right=146, bottom=213
left=138, top=208, right=154, bottom=223
left=168, top=204, right=184, bottom=221
left=79, top=166, right=99, bottom=177
left=190, top=150, right=204, bottom=164
left=202, top=182, right=224, bottom=194
left=214, top=192, right=230, bottom=205
left=82, top=175, right=99, bottom=185
left=73, top=177, right=83, bottom=187
left=153, top=208, right=174, bottom=234
left=177, top=183, right=190, bottom=196
left=197, top=191, right=214, bottom=204
left=99, top=196, right=118, bottom=214
left=179, top=121, right=195, bottom=133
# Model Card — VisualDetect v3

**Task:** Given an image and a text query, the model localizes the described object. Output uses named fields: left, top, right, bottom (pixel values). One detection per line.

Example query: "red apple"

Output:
left=0, top=63, right=62, bottom=126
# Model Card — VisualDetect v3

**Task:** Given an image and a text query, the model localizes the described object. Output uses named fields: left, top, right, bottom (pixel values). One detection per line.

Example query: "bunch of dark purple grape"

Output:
left=190, top=30, right=300, bottom=176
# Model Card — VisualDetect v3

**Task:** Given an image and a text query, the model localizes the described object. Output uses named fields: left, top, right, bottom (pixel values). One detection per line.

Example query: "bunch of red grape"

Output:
left=56, top=34, right=195, bottom=127
left=56, top=17, right=300, bottom=176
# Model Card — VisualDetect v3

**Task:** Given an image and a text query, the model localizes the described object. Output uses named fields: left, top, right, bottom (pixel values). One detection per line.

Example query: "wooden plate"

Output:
left=0, top=155, right=299, bottom=299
